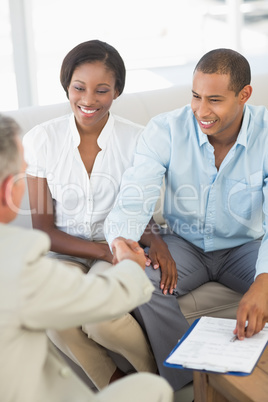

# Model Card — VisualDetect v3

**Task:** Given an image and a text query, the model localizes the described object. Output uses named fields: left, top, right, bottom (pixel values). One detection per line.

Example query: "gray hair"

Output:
left=0, top=114, right=21, bottom=184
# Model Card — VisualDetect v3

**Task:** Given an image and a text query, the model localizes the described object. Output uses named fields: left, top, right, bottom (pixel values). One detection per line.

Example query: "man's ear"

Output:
left=239, top=85, right=252, bottom=105
left=0, top=175, right=14, bottom=206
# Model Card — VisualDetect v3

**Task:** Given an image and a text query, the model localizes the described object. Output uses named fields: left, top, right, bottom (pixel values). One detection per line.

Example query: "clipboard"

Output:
left=164, top=317, right=268, bottom=376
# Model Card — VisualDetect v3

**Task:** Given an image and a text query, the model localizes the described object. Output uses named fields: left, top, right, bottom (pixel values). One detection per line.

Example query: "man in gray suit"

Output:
left=0, top=114, right=173, bottom=402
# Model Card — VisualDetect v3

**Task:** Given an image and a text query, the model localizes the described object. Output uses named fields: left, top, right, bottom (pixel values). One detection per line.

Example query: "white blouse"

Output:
left=23, top=113, right=143, bottom=241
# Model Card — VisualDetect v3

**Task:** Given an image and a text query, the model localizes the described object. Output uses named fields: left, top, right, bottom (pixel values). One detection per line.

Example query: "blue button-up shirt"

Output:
left=105, top=104, right=268, bottom=277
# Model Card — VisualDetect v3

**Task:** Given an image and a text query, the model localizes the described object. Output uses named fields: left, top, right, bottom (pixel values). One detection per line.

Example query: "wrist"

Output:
left=95, top=243, right=112, bottom=262
left=140, top=231, right=160, bottom=247
left=140, top=220, right=161, bottom=247
left=244, top=274, right=268, bottom=302
left=253, top=273, right=268, bottom=290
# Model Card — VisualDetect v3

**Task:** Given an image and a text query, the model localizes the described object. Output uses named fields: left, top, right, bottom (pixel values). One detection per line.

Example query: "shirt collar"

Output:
left=195, top=105, right=250, bottom=148
left=69, top=112, right=114, bottom=149
left=196, top=120, right=209, bottom=147
left=236, top=105, right=250, bottom=148
left=69, top=113, right=80, bottom=148
left=97, top=113, right=114, bottom=149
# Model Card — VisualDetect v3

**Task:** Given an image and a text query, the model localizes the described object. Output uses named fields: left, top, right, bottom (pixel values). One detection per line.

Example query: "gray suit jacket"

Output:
left=0, top=224, right=154, bottom=402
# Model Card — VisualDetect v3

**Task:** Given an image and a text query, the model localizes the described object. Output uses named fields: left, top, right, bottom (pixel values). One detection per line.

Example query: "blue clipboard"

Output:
left=163, top=318, right=267, bottom=377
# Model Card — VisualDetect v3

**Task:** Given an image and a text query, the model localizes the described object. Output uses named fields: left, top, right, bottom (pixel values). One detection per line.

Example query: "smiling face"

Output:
left=191, top=71, right=249, bottom=143
left=68, top=61, right=119, bottom=135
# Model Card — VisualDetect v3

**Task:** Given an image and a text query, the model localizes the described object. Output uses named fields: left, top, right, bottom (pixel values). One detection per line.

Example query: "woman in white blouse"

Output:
left=23, top=40, right=156, bottom=390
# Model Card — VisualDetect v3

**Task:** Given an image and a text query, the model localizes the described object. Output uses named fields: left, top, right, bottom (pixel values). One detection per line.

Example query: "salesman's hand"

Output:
left=234, top=273, right=268, bottom=339
left=148, top=236, right=178, bottom=295
left=111, top=237, right=146, bottom=270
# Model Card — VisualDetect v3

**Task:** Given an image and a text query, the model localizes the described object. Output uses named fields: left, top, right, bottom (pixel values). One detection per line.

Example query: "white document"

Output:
left=165, top=316, right=268, bottom=374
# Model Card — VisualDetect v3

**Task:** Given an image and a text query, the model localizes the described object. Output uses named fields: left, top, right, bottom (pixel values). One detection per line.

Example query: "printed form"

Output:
left=165, top=316, right=268, bottom=374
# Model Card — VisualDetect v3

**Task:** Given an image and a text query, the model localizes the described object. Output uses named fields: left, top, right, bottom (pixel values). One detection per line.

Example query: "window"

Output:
left=1, top=0, right=268, bottom=110
left=0, top=0, right=18, bottom=110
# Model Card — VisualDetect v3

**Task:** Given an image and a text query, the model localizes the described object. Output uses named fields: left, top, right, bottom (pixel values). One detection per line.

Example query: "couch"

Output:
left=4, top=74, right=267, bottom=384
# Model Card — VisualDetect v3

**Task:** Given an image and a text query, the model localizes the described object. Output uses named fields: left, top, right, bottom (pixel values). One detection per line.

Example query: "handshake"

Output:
left=111, top=237, right=146, bottom=270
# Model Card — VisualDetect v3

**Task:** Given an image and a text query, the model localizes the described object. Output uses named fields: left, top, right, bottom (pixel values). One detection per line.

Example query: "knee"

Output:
left=145, top=265, right=161, bottom=286
left=122, top=373, right=173, bottom=398
left=89, top=260, right=112, bottom=274
left=82, top=315, right=129, bottom=343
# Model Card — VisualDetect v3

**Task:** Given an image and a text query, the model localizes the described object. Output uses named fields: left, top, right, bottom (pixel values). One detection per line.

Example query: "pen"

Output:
left=230, top=335, right=238, bottom=342
left=230, top=326, right=248, bottom=342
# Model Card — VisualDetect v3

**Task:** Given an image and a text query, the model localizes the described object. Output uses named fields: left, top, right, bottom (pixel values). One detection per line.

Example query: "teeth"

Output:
left=80, top=108, right=97, bottom=114
left=201, top=120, right=215, bottom=125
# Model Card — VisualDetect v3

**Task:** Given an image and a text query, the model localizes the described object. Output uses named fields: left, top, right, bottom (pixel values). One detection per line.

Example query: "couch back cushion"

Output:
left=4, top=76, right=268, bottom=229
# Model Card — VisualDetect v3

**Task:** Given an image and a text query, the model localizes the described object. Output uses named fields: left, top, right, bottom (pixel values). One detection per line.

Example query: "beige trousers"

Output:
left=48, top=259, right=157, bottom=390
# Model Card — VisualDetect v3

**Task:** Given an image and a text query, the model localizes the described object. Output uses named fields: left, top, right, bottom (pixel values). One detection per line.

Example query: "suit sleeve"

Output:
left=20, top=251, right=154, bottom=330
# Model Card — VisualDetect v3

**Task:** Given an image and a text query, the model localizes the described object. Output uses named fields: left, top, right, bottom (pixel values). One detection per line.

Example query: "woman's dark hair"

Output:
left=60, top=40, right=126, bottom=98
left=194, top=48, right=251, bottom=95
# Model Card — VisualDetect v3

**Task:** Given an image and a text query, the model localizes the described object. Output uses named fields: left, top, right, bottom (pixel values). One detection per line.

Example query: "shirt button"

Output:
left=59, top=366, right=72, bottom=378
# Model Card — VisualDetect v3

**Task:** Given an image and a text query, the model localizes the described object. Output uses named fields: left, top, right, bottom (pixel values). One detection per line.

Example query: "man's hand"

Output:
left=140, top=218, right=178, bottom=294
left=234, top=273, right=268, bottom=339
left=147, top=236, right=178, bottom=295
left=111, top=237, right=146, bottom=270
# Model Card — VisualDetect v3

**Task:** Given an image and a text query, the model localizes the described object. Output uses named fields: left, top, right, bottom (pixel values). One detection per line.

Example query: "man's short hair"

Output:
left=194, top=48, right=251, bottom=95
left=0, top=115, right=21, bottom=184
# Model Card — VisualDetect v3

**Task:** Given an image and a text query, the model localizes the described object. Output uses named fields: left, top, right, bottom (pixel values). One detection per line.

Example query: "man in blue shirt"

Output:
left=105, top=49, right=268, bottom=390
